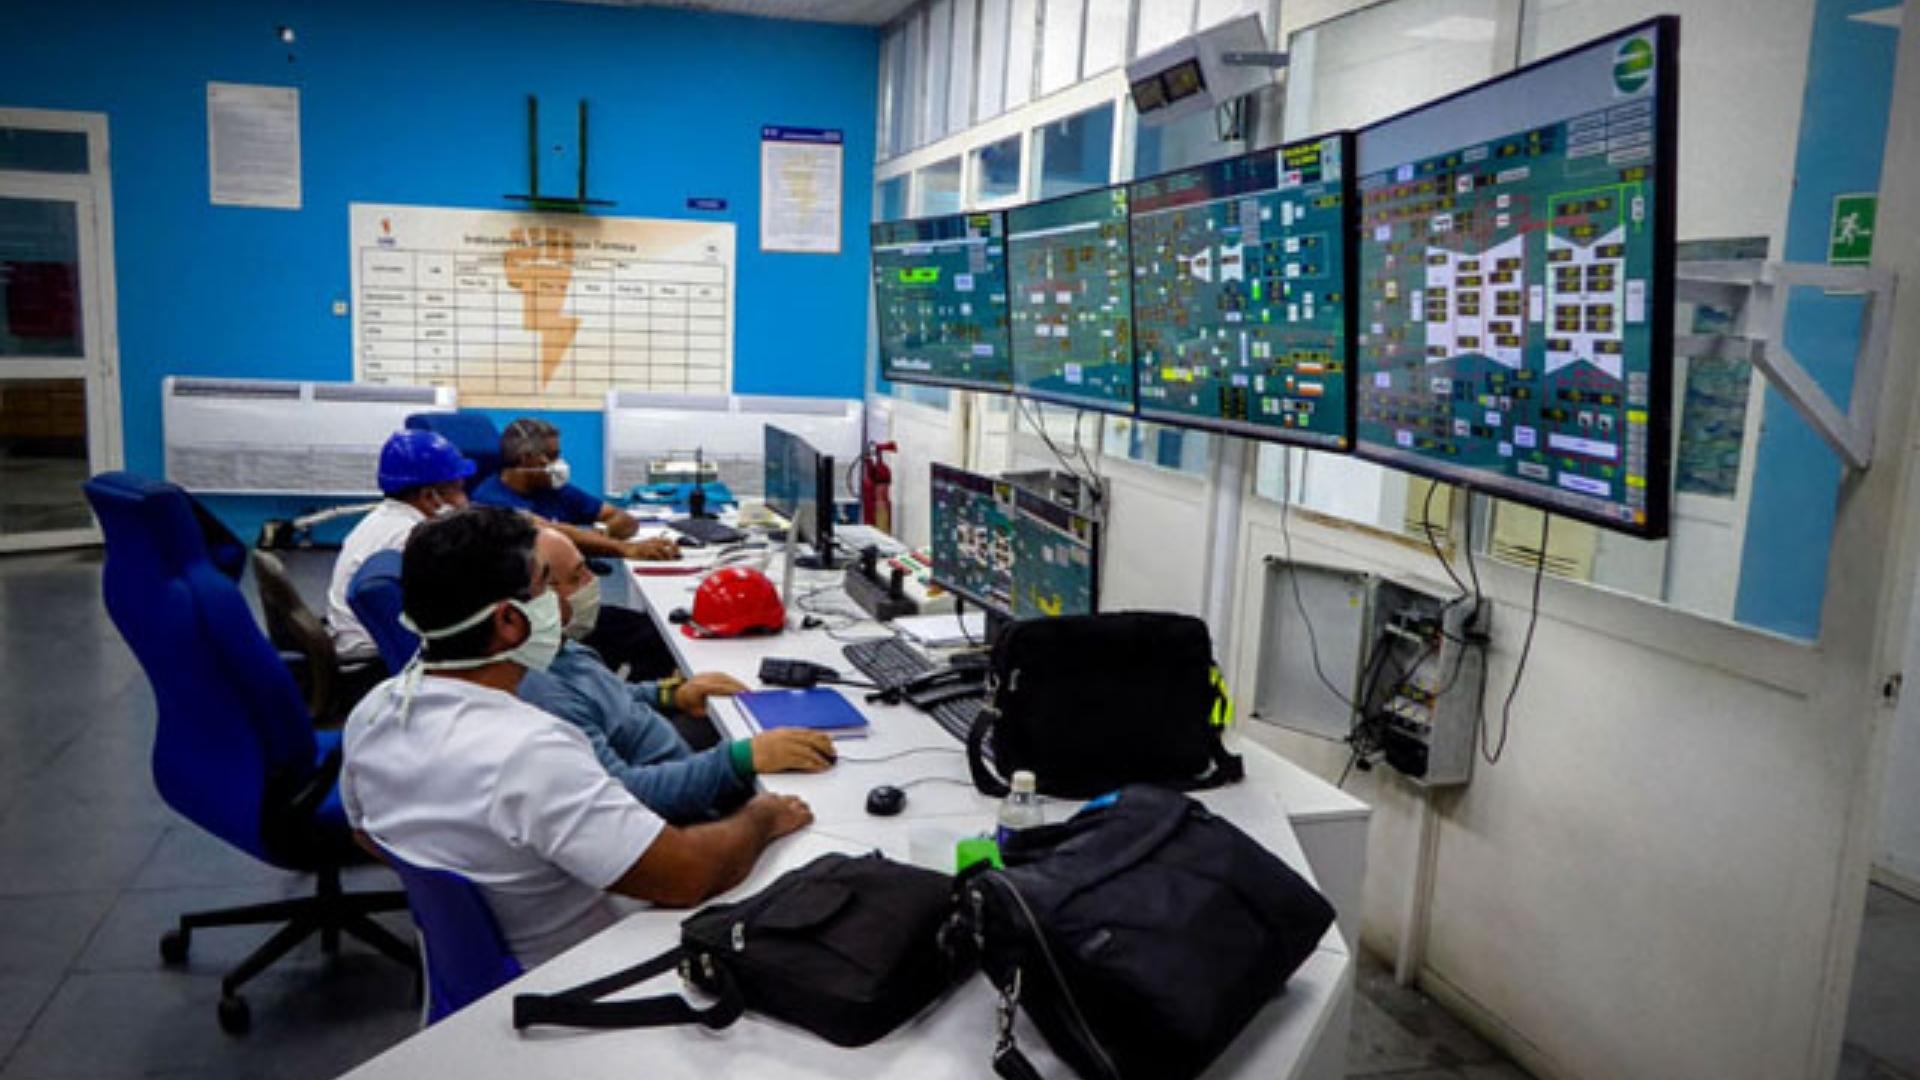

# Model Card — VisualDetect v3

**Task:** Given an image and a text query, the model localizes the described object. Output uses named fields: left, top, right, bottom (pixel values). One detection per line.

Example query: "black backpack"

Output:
left=512, top=852, right=972, bottom=1047
left=955, top=785, right=1336, bottom=1080
left=968, top=612, right=1243, bottom=799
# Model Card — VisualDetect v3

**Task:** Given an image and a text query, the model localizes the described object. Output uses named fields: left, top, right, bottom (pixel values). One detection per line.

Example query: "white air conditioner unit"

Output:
left=1126, top=14, right=1284, bottom=126
left=163, top=377, right=457, bottom=496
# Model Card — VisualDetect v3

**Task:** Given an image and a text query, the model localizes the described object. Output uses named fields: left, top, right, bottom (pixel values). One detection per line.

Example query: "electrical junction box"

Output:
left=1363, top=579, right=1490, bottom=788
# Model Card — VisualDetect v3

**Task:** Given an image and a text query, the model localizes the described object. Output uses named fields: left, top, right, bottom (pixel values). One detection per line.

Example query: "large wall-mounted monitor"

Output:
left=1352, top=17, right=1677, bottom=538
left=871, top=212, right=1013, bottom=392
left=1007, top=185, right=1136, bottom=414
left=1129, top=133, right=1358, bottom=450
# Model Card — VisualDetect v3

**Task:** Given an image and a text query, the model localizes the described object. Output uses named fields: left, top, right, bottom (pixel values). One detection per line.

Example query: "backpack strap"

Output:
left=511, top=945, right=745, bottom=1032
left=967, top=704, right=1010, bottom=797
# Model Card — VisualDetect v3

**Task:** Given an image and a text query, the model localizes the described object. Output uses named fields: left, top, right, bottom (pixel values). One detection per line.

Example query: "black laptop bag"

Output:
left=512, top=852, right=972, bottom=1047
left=967, top=611, right=1243, bottom=798
left=955, top=784, right=1336, bottom=1080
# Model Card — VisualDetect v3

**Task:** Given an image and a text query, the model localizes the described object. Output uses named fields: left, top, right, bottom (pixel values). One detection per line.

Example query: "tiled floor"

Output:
left=0, top=545, right=1542, bottom=1079
left=1840, top=884, right=1920, bottom=1080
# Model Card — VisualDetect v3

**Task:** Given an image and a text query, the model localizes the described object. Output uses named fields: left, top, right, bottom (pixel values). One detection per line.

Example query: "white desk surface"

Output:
left=337, top=553, right=1358, bottom=1080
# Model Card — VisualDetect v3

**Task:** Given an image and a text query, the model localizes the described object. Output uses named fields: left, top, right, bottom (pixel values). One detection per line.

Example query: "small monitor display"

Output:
left=1007, top=185, right=1136, bottom=413
left=1011, top=488, right=1099, bottom=618
left=871, top=212, right=1013, bottom=391
left=1130, top=133, right=1357, bottom=449
left=929, top=463, right=1017, bottom=616
left=1352, top=17, right=1677, bottom=537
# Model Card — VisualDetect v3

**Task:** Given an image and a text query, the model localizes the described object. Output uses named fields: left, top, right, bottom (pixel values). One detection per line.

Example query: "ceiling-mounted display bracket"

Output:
left=507, top=95, right=614, bottom=213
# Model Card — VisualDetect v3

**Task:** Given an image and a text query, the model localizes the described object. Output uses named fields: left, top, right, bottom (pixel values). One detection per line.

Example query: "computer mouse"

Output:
left=865, top=784, right=907, bottom=817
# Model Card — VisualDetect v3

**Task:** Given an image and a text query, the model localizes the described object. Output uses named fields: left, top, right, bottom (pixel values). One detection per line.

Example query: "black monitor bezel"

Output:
left=1005, top=181, right=1140, bottom=418
left=869, top=209, right=1017, bottom=394
left=764, top=423, right=837, bottom=565
left=1125, top=130, right=1361, bottom=452
left=1348, top=15, right=1678, bottom=540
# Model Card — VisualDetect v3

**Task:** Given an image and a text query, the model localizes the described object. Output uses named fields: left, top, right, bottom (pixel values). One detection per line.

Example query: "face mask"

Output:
left=388, top=590, right=564, bottom=722
left=430, top=498, right=460, bottom=519
left=546, top=458, right=572, bottom=487
left=564, top=575, right=602, bottom=641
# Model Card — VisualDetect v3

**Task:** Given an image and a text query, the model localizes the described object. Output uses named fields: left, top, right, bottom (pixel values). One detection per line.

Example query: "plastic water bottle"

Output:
left=996, top=771, right=1044, bottom=848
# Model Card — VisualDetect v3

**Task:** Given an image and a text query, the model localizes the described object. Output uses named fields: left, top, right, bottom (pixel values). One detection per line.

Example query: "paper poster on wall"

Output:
left=760, top=126, right=843, bottom=254
left=207, top=82, right=301, bottom=209
left=350, top=204, right=736, bottom=410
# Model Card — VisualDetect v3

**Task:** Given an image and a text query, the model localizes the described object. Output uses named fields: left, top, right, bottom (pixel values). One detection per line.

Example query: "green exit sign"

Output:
left=1828, top=193, right=1877, bottom=266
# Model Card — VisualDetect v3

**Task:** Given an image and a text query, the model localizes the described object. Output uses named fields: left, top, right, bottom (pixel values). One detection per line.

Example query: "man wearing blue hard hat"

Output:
left=325, top=430, right=475, bottom=663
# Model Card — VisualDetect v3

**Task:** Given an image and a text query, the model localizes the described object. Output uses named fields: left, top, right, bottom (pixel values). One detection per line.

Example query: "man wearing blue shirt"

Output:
left=473, top=417, right=677, bottom=563
left=520, top=528, right=837, bottom=823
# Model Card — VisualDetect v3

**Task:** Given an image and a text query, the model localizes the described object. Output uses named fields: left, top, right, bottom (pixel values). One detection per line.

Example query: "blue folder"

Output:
left=736, top=688, right=870, bottom=738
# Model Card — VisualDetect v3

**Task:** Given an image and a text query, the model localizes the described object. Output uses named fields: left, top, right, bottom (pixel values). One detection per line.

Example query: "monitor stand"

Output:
left=794, top=549, right=844, bottom=571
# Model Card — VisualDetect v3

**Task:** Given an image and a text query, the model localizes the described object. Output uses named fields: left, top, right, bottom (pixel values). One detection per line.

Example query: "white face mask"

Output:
left=429, top=498, right=460, bottom=519
left=563, top=575, right=602, bottom=641
left=546, top=458, right=573, bottom=487
left=402, top=589, right=565, bottom=675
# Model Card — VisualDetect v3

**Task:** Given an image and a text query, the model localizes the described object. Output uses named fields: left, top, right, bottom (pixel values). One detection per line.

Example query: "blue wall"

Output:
left=0, top=0, right=876, bottom=537
left=1732, top=0, right=1898, bottom=637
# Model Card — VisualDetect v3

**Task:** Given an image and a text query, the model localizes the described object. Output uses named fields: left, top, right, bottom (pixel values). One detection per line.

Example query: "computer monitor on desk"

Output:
left=764, top=425, right=842, bottom=570
left=928, top=463, right=1100, bottom=638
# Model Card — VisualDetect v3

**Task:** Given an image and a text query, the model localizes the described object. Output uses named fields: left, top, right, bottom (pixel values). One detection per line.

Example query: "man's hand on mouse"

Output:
left=751, top=729, right=837, bottom=773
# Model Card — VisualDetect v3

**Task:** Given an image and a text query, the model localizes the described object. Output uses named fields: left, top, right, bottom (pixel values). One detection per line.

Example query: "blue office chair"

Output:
left=406, top=411, right=501, bottom=491
left=83, top=472, right=420, bottom=1035
left=379, top=847, right=524, bottom=1024
left=347, top=550, right=418, bottom=675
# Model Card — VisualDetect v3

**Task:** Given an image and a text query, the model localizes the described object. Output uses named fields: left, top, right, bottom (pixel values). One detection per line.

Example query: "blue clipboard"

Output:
left=736, top=688, right=870, bottom=739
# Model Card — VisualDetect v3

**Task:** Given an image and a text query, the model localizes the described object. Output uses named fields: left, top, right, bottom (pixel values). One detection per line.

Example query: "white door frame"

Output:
left=0, top=107, right=122, bottom=552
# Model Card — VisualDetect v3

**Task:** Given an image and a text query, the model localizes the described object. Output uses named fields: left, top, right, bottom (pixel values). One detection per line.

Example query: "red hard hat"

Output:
left=685, top=566, right=786, bottom=638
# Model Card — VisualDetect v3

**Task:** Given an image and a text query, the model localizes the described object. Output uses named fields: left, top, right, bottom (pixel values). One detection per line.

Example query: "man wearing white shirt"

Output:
left=325, top=430, right=475, bottom=663
left=341, top=506, right=812, bottom=968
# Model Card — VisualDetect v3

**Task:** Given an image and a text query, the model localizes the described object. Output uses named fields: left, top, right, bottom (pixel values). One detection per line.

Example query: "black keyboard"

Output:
left=842, top=636, right=934, bottom=686
left=842, top=637, right=988, bottom=746
left=669, top=517, right=744, bottom=545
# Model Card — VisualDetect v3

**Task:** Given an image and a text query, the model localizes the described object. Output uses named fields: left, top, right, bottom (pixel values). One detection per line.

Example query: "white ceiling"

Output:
left=552, top=0, right=918, bottom=27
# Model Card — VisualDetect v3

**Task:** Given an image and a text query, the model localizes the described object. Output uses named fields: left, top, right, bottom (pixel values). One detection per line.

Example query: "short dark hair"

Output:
left=500, top=417, right=559, bottom=467
left=401, top=505, right=537, bottom=662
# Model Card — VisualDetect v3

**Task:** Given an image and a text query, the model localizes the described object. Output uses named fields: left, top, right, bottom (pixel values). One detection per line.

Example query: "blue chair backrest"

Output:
left=406, top=411, right=501, bottom=490
left=347, top=550, right=418, bottom=675
left=381, top=848, right=524, bottom=1023
left=83, top=473, right=319, bottom=864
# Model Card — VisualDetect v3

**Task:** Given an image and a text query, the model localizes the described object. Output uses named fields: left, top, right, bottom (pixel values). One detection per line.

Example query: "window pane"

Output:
left=1285, top=0, right=1506, bottom=137
left=1101, top=415, right=1213, bottom=475
left=0, top=128, right=90, bottom=175
left=926, top=0, right=955, bottom=141
left=0, top=379, right=93, bottom=536
left=915, top=157, right=963, bottom=215
left=1134, top=0, right=1194, bottom=56
left=0, top=196, right=83, bottom=358
left=1040, top=0, right=1087, bottom=95
left=1132, top=100, right=1234, bottom=178
left=1195, top=0, right=1264, bottom=33
left=948, top=0, right=978, bottom=133
left=903, top=9, right=928, bottom=148
left=971, top=135, right=1024, bottom=204
left=875, top=176, right=910, bottom=222
left=1083, top=0, right=1130, bottom=75
left=876, top=28, right=898, bottom=157
left=1008, top=0, right=1040, bottom=108
left=977, top=0, right=1011, bottom=120
left=1034, top=104, right=1115, bottom=199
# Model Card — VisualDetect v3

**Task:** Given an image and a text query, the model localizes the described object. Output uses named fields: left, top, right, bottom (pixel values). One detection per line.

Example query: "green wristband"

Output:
left=728, top=739, right=756, bottom=780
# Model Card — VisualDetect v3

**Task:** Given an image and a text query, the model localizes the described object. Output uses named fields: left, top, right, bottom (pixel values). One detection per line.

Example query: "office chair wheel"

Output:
left=160, top=928, right=191, bottom=965
left=218, top=993, right=251, bottom=1035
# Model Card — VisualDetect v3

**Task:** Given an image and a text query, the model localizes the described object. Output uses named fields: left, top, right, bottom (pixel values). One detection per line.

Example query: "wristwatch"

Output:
left=657, top=674, right=686, bottom=710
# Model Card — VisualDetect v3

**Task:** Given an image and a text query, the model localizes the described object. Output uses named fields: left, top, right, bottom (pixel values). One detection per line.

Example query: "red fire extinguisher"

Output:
left=861, top=441, right=897, bottom=533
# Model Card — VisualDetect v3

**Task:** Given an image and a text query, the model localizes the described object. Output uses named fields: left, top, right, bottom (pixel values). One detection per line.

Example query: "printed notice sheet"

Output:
left=760, top=126, right=843, bottom=254
left=351, top=204, right=736, bottom=409
left=207, top=82, right=301, bottom=209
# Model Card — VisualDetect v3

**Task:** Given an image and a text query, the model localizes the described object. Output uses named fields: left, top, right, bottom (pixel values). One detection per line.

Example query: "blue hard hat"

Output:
left=377, top=430, right=477, bottom=495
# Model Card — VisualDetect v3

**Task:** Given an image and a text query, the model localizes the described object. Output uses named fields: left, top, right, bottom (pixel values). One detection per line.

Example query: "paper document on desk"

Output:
left=895, top=612, right=987, bottom=648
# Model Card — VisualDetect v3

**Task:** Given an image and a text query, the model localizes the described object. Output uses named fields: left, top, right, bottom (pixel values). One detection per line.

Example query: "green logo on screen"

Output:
left=1614, top=36, right=1654, bottom=94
